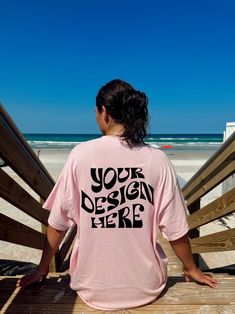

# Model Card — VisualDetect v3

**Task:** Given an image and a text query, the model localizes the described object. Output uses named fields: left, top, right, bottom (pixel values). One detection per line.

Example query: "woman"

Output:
left=16, top=79, right=218, bottom=310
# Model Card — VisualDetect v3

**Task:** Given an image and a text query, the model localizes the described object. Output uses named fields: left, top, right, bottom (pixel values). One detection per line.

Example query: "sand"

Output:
left=0, top=147, right=234, bottom=270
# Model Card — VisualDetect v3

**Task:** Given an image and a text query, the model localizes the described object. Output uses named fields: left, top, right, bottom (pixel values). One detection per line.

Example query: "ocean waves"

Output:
left=28, top=140, right=83, bottom=149
left=25, top=134, right=223, bottom=150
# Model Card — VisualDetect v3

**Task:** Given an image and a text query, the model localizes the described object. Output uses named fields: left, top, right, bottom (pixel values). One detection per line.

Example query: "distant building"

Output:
left=223, top=122, right=235, bottom=141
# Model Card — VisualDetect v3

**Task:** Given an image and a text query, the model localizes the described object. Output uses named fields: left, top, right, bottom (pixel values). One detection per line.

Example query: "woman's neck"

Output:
left=104, top=123, right=124, bottom=137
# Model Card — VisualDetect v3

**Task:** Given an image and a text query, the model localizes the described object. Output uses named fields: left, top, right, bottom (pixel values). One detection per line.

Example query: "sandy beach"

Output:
left=0, top=147, right=234, bottom=271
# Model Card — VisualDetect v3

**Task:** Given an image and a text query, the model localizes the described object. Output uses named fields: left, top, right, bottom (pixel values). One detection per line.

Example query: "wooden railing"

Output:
left=0, top=104, right=75, bottom=271
left=182, top=132, right=235, bottom=254
left=1, top=103, right=234, bottom=272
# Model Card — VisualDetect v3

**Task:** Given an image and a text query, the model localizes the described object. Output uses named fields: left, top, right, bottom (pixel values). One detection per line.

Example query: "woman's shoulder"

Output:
left=147, top=145, right=169, bottom=161
left=68, top=137, right=103, bottom=158
left=147, top=145, right=175, bottom=175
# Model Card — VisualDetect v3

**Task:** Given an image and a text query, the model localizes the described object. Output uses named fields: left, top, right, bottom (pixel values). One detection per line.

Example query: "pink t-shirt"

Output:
left=43, top=135, right=189, bottom=310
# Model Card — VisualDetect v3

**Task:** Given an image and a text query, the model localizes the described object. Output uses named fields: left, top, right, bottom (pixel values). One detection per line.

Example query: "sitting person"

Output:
left=17, top=79, right=218, bottom=310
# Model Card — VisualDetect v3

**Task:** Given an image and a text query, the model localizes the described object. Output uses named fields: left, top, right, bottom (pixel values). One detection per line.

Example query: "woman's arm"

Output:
left=16, top=225, right=67, bottom=288
left=169, top=234, right=218, bottom=288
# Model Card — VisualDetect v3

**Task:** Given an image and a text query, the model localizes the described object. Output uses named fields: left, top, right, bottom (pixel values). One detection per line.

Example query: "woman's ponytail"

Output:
left=121, top=90, right=148, bottom=147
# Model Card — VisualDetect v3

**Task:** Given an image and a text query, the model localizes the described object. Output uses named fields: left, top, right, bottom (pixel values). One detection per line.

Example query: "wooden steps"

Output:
left=1, top=239, right=234, bottom=313
left=2, top=237, right=234, bottom=313
left=0, top=106, right=235, bottom=313
left=1, top=273, right=235, bottom=313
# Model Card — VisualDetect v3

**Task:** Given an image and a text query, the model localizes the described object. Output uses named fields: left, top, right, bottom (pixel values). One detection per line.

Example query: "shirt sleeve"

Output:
left=155, top=154, right=189, bottom=241
left=158, top=181, right=189, bottom=241
left=43, top=151, right=77, bottom=231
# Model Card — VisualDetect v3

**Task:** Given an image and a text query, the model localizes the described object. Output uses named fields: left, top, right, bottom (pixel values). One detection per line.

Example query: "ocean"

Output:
left=24, top=133, right=223, bottom=151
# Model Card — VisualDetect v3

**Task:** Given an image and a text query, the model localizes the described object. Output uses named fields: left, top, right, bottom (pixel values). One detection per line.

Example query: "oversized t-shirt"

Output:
left=43, top=135, right=189, bottom=310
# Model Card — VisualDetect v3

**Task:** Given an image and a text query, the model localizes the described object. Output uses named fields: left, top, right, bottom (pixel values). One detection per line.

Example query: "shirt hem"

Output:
left=165, top=226, right=189, bottom=242
left=76, top=289, right=163, bottom=311
left=48, top=217, right=70, bottom=231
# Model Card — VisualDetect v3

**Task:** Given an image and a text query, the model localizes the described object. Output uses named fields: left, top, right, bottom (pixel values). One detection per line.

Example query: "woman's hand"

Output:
left=183, top=266, right=218, bottom=289
left=15, top=225, right=67, bottom=289
left=169, top=235, right=218, bottom=289
left=16, top=268, right=48, bottom=288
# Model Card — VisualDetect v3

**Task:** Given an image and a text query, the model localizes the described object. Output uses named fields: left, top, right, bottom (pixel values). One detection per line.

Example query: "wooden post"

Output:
left=0, top=106, right=54, bottom=200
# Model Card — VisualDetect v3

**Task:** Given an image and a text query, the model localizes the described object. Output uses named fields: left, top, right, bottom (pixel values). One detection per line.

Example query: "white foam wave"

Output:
left=159, top=137, right=200, bottom=140
left=149, top=143, right=160, bottom=148
left=28, top=140, right=82, bottom=147
left=27, top=139, right=222, bottom=149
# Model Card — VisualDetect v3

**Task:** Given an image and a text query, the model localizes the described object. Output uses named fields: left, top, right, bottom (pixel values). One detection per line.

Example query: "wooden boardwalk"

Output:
left=1, top=105, right=235, bottom=313
left=1, top=238, right=235, bottom=313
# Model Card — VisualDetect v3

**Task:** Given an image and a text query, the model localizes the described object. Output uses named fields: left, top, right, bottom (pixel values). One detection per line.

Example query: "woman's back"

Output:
left=46, top=135, right=188, bottom=310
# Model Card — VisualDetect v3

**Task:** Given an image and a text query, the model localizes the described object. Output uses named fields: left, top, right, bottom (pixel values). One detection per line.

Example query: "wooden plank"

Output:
left=183, top=147, right=234, bottom=200
left=190, top=228, right=235, bottom=253
left=0, top=104, right=54, bottom=185
left=183, top=133, right=235, bottom=199
left=186, top=160, right=235, bottom=207
left=0, top=213, right=46, bottom=249
left=0, top=105, right=54, bottom=200
left=1, top=304, right=235, bottom=314
left=0, top=274, right=235, bottom=313
left=188, top=186, right=235, bottom=229
left=0, top=168, right=49, bottom=225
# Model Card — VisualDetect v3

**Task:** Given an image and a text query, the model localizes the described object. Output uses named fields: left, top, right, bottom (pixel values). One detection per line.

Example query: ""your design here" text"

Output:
left=81, top=167, right=154, bottom=228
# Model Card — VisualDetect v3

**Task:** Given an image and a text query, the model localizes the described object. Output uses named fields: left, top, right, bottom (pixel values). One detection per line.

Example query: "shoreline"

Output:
left=35, top=147, right=217, bottom=182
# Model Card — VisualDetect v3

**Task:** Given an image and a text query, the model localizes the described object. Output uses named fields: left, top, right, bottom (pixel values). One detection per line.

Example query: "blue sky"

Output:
left=0, top=0, right=234, bottom=134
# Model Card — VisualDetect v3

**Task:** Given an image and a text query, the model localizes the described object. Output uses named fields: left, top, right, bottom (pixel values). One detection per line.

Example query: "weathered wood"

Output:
left=0, top=104, right=54, bottom=185
left=183, top=132, right=235, bottom=199
left=0, top=213, right=46, bottom=249
left=190, top=228, right=235, bottom=253
left=0, top=168, right=49, bottom=225
left=179, top=131, right=235, bottom=265
left=183, top=147, right=234, bottom=200
left=188, top=186, right=235, bottom=229
left=1, top=304, right=235, bottom=314
left=186, top=160, right=235, bottom=207
left=0, top=104, right=54, bottom=200
left=1, top=274, right=235, bottom=313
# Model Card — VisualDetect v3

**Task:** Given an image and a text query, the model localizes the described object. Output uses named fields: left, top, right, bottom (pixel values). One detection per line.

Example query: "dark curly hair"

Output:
left=96, top=79, right=149, bottom=147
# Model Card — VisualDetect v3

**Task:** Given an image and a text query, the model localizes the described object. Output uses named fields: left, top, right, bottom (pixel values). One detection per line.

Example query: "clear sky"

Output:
left=0, top=0, right=234, bottom=134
